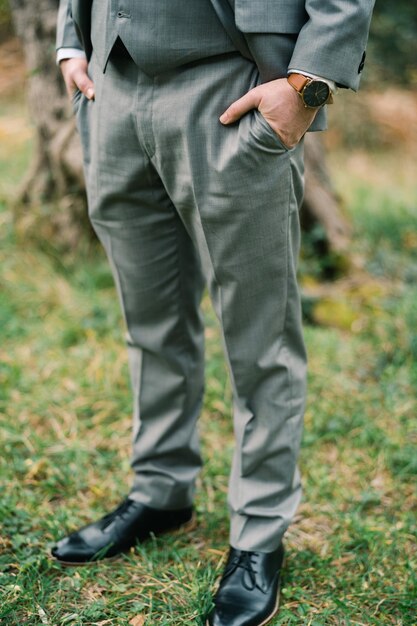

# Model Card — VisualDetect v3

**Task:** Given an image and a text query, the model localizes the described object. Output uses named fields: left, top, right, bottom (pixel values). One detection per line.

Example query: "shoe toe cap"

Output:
left=51, top=533, right=92, bottom=563
left=207, top=605, right=254, bottom=626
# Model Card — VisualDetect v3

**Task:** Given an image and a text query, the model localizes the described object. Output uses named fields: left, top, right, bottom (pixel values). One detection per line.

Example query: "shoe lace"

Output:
left=101, top=498, right=135, bottom=527
left=224, top=551, right=260, bottom=591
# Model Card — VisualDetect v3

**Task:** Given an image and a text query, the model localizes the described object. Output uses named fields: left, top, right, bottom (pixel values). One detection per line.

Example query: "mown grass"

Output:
left=0, top=91, right=416, bottom=625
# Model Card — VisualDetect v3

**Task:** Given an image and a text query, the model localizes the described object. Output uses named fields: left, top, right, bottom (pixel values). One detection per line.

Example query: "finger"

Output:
left=73, top=68, right=95, bottom=100
left=219, top=87, right=261, bottom=124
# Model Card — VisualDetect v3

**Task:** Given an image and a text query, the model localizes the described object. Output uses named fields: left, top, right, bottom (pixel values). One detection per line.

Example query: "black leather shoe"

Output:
left=51, top=498, right=195, bottom=565
left=206, top=544, right=285, bottom=626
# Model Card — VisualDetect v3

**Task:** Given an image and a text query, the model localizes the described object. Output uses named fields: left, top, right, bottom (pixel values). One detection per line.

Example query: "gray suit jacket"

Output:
left=57, top=0, right=375, bottom=91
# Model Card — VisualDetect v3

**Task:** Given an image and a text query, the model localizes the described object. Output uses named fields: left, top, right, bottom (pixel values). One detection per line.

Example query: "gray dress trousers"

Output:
left=74, top=1, right=307, bottom=552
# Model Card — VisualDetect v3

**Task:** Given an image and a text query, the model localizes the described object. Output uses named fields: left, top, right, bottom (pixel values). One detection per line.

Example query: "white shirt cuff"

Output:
left=56, top=48, right=87, bottom=65
left=288, top=70, right=338, bottom=94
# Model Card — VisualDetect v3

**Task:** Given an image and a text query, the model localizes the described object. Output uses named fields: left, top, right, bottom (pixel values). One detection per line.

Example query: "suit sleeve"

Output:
left=56, top=0, right=83, bottom=52
left=288, top=0, right=376, bottom=90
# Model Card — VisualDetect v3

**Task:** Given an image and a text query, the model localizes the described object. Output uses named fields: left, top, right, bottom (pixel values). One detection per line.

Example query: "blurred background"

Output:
left=0, top=2, right=416, bottom=625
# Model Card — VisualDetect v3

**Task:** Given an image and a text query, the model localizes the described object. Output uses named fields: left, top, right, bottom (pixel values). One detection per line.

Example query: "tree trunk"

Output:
left=302, top=133, right=352, bottom=256
left=9, top=0, right=91, bottom=251
left=9, top=1, right=351, bottom=262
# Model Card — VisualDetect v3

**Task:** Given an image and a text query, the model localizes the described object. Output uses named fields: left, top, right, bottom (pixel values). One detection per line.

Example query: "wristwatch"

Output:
left=287, top=73, right=333, bottom=108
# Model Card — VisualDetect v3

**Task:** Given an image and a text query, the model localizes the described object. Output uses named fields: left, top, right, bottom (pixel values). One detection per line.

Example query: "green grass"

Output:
left=0, top=95, right=416, bottom=625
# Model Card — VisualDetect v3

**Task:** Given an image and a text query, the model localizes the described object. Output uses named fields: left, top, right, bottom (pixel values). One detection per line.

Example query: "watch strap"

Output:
left=287, top=73, right=311, bottom=94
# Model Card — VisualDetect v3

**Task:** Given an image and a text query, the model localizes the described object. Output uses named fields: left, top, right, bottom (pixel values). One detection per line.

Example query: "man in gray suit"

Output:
left=52, top=1, right=375, bottom=624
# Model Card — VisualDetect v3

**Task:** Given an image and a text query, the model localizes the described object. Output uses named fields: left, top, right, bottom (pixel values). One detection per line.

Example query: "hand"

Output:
left=60, top=58, right=95, bottom=101
left=219, top=77, right=318, bottom=149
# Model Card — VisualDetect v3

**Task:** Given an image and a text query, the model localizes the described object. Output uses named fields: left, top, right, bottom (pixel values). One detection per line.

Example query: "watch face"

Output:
left=303, top=81, right=330, bottom=107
